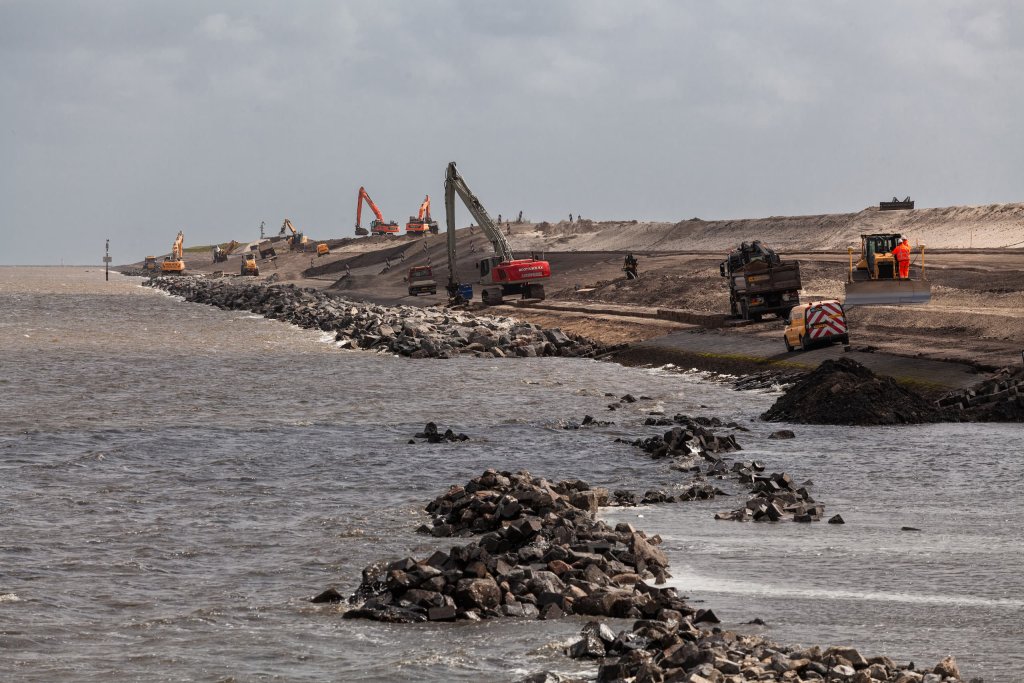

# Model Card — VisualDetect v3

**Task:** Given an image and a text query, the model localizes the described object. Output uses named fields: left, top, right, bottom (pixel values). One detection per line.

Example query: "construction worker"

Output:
left=894, top=238, right=911, bottom=278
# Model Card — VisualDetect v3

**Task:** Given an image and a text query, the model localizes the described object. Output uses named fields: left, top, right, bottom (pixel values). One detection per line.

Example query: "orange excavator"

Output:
left=161, top=231, right=185, bottom=274
left=406, top=195, right=439, bottom=236
left=355, top=186, right=399, bottom=237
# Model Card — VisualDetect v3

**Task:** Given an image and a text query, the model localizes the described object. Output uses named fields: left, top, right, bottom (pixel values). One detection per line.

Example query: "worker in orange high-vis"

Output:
left=893, top=238, right=911, bottom=278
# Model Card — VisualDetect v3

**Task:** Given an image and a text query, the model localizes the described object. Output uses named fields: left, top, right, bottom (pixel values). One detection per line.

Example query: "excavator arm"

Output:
left=172, top=231, right=184, bottom=259
left=356, top=186, right=386, bottom=236
left=281, top=219, right=297, bottom=236
left=445, top=162, right=514, bottom=292
left=418, top=195, right=430, bottom=221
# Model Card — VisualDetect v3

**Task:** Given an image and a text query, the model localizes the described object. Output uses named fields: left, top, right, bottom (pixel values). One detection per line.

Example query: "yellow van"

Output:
left=784, top=299, right=849, bottom=351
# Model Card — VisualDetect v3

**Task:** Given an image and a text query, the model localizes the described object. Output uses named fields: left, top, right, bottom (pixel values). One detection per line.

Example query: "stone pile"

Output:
left=935, top=365, right=1024, bottom=422
left=631, top=415, right=743, bottom=460
left=761, top=358, right=939, bottom=425
left=556, top=619, right=967, bottom=683
left=338, top=469, right=697, bottom=624
left=714, top=466, right=824, bottom=523
left=143, top=276, right=601, bottom=359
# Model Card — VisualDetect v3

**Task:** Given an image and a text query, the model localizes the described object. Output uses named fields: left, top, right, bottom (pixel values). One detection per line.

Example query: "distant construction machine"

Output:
left=213, top=240, right=241, bottom=263
left=144, top=256, right=158, bottom=271
left=240, top=252, right=260, bottom=276
left=445, top=161, right=550, bottom=305
left=355, top=186, right=399, bottom=237
left=280, top=219, right=310, bottom=251
left=161, top=231, right=185, bottom=274
left=845, top=233, right=931, bottom=306
left=880, top=196, right=914, bottom=211
left=406, top=195, right=439, bottom=236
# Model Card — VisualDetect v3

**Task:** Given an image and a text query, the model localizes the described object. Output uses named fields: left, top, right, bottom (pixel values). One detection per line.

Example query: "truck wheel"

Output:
left=800, top=335, right=810, bottom=351
left=784, top=336, right=794, bottom=352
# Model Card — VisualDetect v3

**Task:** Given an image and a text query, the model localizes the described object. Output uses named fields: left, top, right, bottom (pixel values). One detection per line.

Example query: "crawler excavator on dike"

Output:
left=161, top=231, right=185, bottom=274
left=280, top=219, right=310, bottom=251
left=445, top=161, right=550, bottom=305
left=355, top=186, right=399, bottom=237
left=406, top=195, right=439, bottom=236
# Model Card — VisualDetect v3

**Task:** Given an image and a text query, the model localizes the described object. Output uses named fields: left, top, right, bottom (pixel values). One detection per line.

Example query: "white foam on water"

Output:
left=666, top=568, right=1024, bottom=609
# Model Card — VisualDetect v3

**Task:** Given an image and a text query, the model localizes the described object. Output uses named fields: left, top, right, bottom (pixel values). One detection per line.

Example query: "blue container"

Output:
left=458, top=284, right=473, bottom=300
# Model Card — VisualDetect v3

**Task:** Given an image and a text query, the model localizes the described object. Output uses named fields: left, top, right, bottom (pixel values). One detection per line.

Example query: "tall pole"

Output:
left=104, top=238, right=111, bottom=281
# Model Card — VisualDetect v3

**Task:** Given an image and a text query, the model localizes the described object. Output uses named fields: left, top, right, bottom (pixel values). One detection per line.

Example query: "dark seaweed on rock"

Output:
left=761, top=358, right=938, bottom=426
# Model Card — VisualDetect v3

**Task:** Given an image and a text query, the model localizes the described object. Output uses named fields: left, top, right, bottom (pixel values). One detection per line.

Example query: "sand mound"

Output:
left=761, top=358, right=938, bottom=425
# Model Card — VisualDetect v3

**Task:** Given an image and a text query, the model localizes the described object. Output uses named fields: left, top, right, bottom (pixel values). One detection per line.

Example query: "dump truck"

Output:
left=407, top=265, right=437, bottom=296
left=719, top=241, right=801, bottom=321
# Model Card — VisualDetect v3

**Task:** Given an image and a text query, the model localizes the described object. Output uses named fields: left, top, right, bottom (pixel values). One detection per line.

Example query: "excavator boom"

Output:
left=445, top=161, right=548, bottom=304
left=406, top=195, right=437, bottom=235
left=356, top=186, right=396, bottom=236
left=161, top=230, right=186, bottom=274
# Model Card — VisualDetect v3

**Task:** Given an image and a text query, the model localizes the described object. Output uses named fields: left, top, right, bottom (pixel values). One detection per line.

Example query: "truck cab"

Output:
left=407, top=266, right=437, bottom=296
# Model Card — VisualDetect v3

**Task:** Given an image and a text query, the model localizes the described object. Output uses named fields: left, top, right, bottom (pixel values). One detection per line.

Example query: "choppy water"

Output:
left=1, top=267, right=1021, bottom=682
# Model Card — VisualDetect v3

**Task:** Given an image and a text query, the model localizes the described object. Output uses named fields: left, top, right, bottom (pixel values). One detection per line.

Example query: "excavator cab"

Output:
left=844, top=233, right=931, bottom=306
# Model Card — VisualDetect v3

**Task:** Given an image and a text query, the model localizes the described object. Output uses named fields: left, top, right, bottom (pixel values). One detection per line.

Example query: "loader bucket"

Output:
left=844, top=279, right=931, bottom=306
left=354, top=226, right=369, bottom=236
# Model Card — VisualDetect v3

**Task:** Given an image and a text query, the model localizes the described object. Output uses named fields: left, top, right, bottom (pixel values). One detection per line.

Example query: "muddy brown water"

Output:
left=1, top=267, right=1022, bottom=682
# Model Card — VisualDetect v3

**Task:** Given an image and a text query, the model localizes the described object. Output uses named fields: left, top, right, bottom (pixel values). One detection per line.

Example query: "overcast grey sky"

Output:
left=2, top=1, right=1021, bottom=264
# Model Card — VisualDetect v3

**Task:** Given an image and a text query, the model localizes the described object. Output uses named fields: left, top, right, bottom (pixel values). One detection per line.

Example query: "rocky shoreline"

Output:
left=143, top=276, right=604, bottom=359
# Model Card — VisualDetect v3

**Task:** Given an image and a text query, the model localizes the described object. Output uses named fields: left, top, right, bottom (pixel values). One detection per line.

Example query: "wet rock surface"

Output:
left=412, top=422, right=469, bottom=443
left=761, top=358, right=939, bottom=425
left=329, top=468, right=964, bottom=681
left=562, top=618, right=968, bottom=683
left=338, top=469, right=691, bottom=624
left=144, top=276, right=602, bottom=359
left=935, top=365, right=1024, bottom=422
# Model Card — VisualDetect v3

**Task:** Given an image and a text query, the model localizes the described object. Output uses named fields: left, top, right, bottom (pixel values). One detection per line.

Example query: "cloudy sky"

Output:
left=2, top=1, right=1021, bottom=264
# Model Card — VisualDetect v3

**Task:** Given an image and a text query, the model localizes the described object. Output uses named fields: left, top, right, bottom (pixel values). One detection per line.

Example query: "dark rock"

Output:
left=828, top=514, right=845, bottom=524
left=768, top=429, right=795, bottom=439
left=310, top=588, right=343, bottom=603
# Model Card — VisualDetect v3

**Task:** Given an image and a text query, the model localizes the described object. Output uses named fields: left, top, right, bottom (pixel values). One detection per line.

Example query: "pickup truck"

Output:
left=407, top=266, right=437, bottom=296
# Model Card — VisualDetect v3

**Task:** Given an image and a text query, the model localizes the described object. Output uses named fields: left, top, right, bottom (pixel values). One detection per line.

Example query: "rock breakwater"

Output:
left=143, top=276, right=601, bottom=359
left=556, top=618, right=967, bottom=683
left=339, top=469, right=685, bottom=624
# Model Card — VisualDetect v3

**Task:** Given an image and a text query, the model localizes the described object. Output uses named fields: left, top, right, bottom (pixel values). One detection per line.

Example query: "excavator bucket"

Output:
left=844, top=279, right=931, bottom=306
left=354, top=226, right=369, bottom=236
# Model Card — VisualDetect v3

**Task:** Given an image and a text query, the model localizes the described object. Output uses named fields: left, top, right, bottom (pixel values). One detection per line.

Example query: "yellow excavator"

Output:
left=845, top=233, right=931, bottom=305
left=161, top=231, right=185, bottom=274
left=280, top=219, right=310, bottom=251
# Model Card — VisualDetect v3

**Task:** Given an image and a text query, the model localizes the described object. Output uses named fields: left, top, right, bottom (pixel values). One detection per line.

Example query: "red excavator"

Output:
left=355, top=186, right=399, bottom=237
left=406, top=195, right=439, bottom=236
left=445, top=161, right=550, bottom=305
